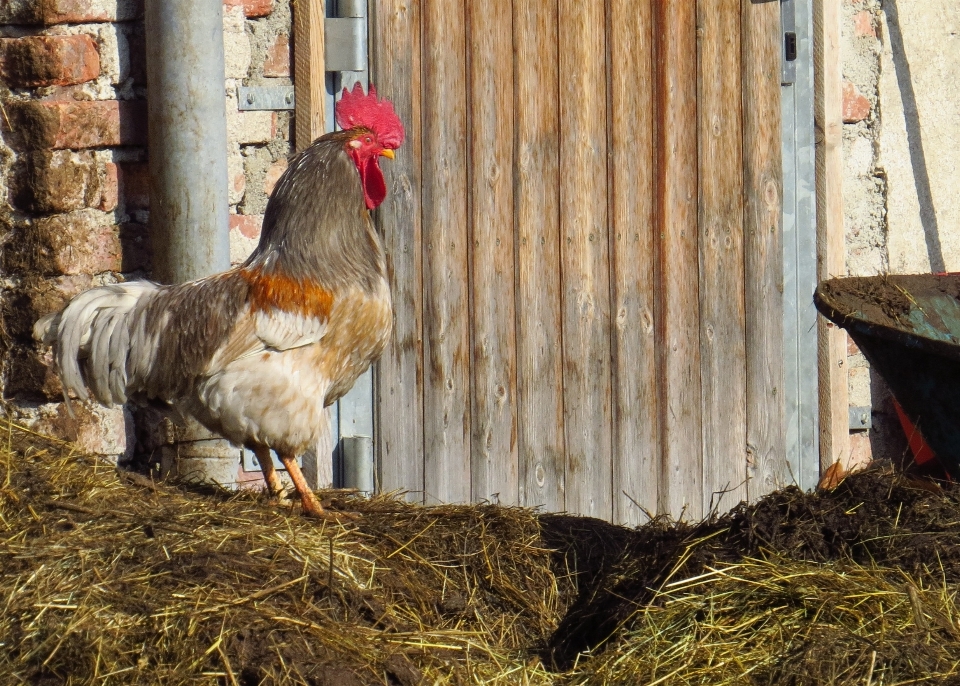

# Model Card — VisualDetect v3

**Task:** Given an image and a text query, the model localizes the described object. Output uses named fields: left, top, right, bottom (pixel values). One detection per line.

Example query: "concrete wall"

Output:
left=0, top=0, right=292, bottom=460
left=842, top=0, right=960, bottom=468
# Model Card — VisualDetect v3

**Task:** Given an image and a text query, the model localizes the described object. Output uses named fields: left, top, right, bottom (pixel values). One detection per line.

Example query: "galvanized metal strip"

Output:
left=238, top=85, right=295, bottom=111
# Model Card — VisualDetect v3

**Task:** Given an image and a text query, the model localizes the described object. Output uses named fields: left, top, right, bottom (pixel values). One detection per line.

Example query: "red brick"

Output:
left=847, top=336, right=860, bottom=357
left=263, top=32, right=290, bottom=77
left=40, top=0, right=144, bottom=24
left=3, top=210, right=122, bottom=276
left=2, top=274, right=95, bottom=341
left=4, top=346, right=64, bottom=400
left=118, top=162, right=150, bottom=210
left=0, top=35, right=99, bottom=88
left=100, top=161, right=118, bottom=211
left=13, top=150, right=102, bottom=214
left=848, top=431, right=873, bottom=471
left=842, top=79, right=871, bottom=123
left=853, top=11, right=876, bottom=39
left=10, top=100, right=147, bottom=150
left=243, top=0, right=274, bottom=18
left=263, top=157, right=287, bottom=196
left=230, top=213, right=263, bottom=240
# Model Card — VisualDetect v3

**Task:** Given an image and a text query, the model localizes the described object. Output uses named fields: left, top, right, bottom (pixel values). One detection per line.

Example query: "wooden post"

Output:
left=609, top=0, right=659, bottom=524
left=655, top=0, right=702, bottom=520
left=294, top=0, right=325, bottom=151
left=515, top=0, right=565, bottom=514
left=814, top=0, right=849, bottom=473
left=292, top=0, right=330, bottom=488
left=697, top=0, right=747, bottom=514
left=742, top=0, right=786, bottom=499
left=370, top=0, right=425, bottom=499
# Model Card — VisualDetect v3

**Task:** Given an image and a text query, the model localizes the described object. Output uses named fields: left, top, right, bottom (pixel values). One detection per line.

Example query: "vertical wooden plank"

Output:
left=293, top=0, right=325, bottom=151
left=609, top=0, right=659, bottom=525
left=467, top=2, right=518, bottom=505
left=814, top=0, right=849, bottom=474
left=515, top=0, right=565, bottom=513
left=742, top=0, right=786, bottom=499
left=370, top=0, right=425, bottom=499
left=293, top=0, right=331, bottom=488
left=559, top=0, right=612, bottom=519
left=421, top=0, right=470, bottom=504
left=655, top=1, right=702, bottom=520
left=697, top=0, right=747, bottom=514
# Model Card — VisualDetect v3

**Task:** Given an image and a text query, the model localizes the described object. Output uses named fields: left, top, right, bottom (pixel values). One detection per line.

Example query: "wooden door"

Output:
left=371, top=0, right=785, bottom=523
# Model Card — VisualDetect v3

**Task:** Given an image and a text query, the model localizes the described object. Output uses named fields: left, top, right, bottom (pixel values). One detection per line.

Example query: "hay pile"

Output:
left=2, top=418, right=960, bottom=685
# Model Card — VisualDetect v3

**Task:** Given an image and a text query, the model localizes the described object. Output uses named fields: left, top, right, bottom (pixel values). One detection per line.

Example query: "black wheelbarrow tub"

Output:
left=814, top=274, right=960, bottom=478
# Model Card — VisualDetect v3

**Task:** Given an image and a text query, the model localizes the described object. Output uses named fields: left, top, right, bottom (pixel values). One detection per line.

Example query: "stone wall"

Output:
left=0, top=0, right=291, bottom=460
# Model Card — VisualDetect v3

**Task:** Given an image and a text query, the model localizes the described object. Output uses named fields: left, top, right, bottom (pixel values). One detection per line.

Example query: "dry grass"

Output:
left=2, top=417, right=960, bottom=685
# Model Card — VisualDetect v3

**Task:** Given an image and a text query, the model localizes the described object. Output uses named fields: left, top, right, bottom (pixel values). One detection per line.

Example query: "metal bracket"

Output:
left=237, top=84, right=295, bottom=111
left=325, top=0, right=367, bottom=72
left=849, top=406, right=873, bottom=431
left=781, top=0, right=797, bottom=86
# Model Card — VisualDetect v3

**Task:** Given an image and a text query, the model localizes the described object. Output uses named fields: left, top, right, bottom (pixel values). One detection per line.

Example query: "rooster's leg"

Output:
left=277, top=451, right=326, bottom=517
left=253, top=446, right=285, bottom=498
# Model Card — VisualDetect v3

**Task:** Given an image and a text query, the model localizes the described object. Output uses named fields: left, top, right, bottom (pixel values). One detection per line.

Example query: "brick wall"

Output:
left=0, top=0, right=292, bottom=459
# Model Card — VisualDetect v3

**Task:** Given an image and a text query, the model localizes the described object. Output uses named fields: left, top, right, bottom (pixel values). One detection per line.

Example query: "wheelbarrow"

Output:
left=814, top=274, right=960, bottom=479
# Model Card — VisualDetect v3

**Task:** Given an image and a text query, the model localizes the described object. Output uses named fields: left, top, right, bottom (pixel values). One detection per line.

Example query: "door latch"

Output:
left=781, top=0, right=797, bottom=86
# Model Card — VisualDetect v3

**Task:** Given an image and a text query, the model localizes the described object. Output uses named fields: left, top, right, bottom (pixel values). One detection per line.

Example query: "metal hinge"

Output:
left=325, top=0, right=367, bottom=72
left=781, top=0, right=797, bottom=86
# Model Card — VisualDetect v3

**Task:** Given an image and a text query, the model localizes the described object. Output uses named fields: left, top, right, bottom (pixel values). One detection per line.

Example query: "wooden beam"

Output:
left=698, top=0, right=747, bottom=514
left=294, top=0, right=325, bottom=151
left=515, top=0, right=565, bottom=514
left=609, top=0, right=658, bottom=525
left=742, top=0, right=786, bottom=499
left=814, top=0, right=849, bottom=473
left=370, top=0, right=425, bottom=499
left=655, top=0, right=702, bottom=519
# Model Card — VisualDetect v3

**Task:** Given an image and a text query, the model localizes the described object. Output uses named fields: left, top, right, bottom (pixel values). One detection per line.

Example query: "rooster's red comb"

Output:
left=335, top=83, right=405, bottom=149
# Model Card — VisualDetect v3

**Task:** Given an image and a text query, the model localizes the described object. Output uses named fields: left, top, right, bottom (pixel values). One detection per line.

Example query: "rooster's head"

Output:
left=335, top=83, right=405, bottom=210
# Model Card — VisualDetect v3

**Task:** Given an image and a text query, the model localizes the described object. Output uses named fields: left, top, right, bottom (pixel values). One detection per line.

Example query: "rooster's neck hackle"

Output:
left=243, top=131, right=385, bottom=295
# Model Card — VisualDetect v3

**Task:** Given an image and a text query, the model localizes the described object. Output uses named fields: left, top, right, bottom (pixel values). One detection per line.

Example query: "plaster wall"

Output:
left=878, top=0, right=960, bottom=275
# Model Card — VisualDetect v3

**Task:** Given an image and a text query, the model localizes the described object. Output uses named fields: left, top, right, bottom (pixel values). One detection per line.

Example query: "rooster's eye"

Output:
left=365, top=137, right=372, bottom=143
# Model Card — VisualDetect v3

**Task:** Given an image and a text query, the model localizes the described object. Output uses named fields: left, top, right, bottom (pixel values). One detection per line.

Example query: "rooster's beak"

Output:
left=380, top=149, right=395, bottom=160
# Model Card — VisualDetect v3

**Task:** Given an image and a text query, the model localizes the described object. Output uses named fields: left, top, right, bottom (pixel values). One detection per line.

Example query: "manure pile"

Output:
left=2, top=419, right=960, bottom=685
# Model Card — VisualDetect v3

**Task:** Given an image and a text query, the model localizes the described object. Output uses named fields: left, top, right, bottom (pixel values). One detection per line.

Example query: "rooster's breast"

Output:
left=190, top=279, right=391, bottom=455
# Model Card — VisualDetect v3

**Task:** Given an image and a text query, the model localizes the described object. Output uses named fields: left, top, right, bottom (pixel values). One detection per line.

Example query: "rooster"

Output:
left=34, top=83, right=404, bottom=518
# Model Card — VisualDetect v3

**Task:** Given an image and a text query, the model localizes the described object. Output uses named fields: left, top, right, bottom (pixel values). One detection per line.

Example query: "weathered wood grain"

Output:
left=467, top=0, right=518, bottom=505
left=609, top=0, right=659, bottom=524
left=514, top=0, right=565, bottom=513
left=559, top=0, right=612, bottom=519
left=370, top=0, right=424, bottom=500
left=814, top=0, right=849, bottom=474
left=697, top=0, right=747, bottom=514
left=655, top=1, right=702, bottom=520
left=421, top=0, right=471, bottom=504
left=293, top=0, right=325, bottom=151
left=742, top=0, right=786, bottom=500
